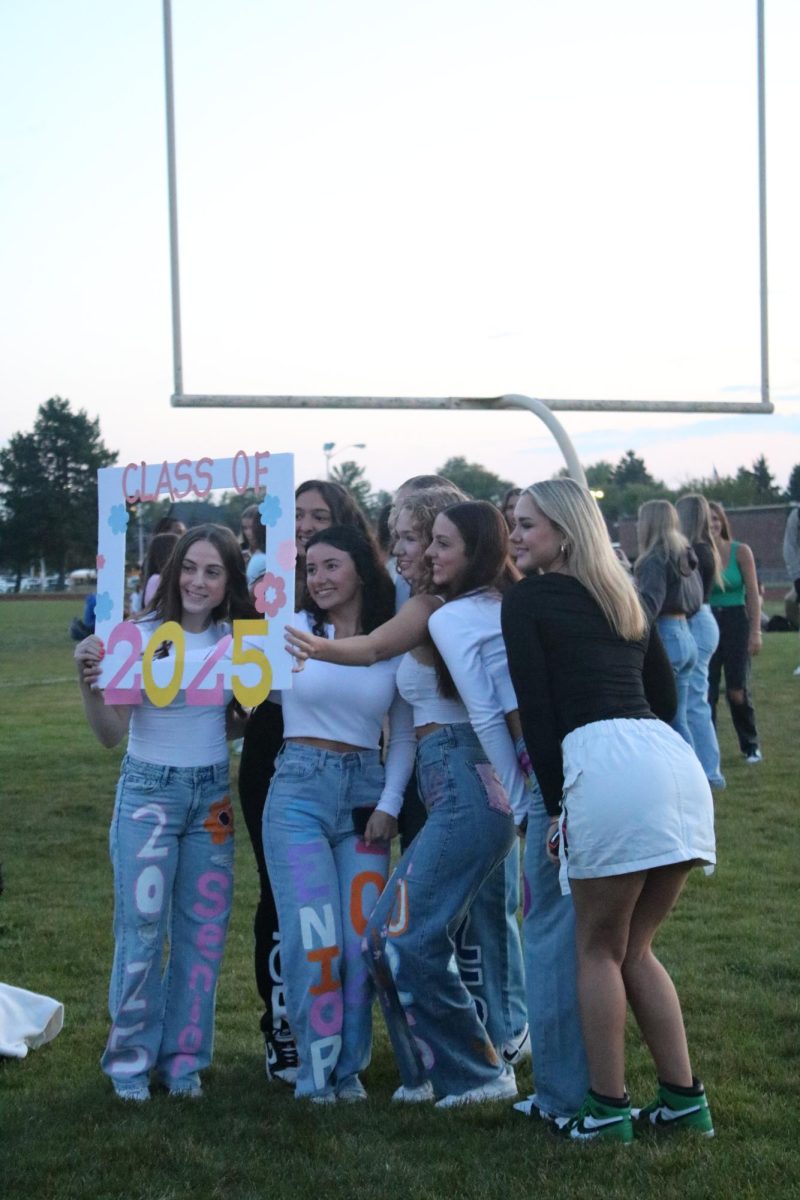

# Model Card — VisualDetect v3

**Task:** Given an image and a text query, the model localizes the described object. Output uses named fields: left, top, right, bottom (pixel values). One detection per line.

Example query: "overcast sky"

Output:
left=1, top=0, right=798, bottom=493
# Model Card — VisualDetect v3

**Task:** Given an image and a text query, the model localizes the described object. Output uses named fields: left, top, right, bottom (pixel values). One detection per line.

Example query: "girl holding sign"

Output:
left=74, top=524, right=256, bottom=1102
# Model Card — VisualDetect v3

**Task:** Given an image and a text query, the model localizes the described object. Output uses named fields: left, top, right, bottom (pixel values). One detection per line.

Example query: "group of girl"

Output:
left=75, top=473, right=720, bottom=1144
left=634, top=494, right=762, bottom=781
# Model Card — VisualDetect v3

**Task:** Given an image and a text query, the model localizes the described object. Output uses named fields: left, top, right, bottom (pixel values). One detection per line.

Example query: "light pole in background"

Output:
left=323, top=441, right=366, bottom=479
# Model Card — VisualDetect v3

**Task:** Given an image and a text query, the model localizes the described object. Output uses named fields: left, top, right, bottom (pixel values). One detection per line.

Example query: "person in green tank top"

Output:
left=708, top=501, right=762, bottom=763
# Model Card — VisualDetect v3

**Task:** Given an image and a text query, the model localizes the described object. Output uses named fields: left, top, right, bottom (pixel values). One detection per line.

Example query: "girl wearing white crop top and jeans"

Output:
left=74, top=525, right=252, bottom=1102
left=285, top=499, right=530, bottom=1106
left=263, top=526, right=415, bottom=1102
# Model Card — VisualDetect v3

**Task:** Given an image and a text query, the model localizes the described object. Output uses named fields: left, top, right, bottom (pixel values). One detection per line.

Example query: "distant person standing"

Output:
left=635, top=501, right=703, bottom=746
left=783, top=505, right=800, bottom=676
left=708, top=501, right=762, bottom=763
left=675, top=494, right=726, bottom=790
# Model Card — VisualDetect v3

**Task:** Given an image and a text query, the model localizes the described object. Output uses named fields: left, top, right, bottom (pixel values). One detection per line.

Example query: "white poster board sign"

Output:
left=94, top=451, right=295, bottom=701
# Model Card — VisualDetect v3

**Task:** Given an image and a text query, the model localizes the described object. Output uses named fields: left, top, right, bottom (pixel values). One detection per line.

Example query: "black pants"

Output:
left=237, top=701, right=286, bottom=1036
left=708, top=606, right=759, bottom=753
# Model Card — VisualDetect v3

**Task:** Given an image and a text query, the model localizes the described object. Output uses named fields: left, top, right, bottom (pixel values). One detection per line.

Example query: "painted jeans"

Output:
left=516, top=738, right=589, bottom=1117
left=263, top=744, right=390, bottom=1099
left=102, top=755, right=234, bottom=1097
left=656, top=616, right=697, bottom=746
left=686, top=604, right=725, bottom=787
left=456, top=839, right=527, bottom=1054
left=364, top=723, right=516, bottom=1098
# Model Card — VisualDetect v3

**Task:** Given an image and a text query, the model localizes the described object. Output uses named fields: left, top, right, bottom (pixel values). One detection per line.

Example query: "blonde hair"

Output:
left=676, top=493, right=722, bottom=587
left=708, top=499, right=732, bottom=541
left=394, top=485, right=468, bottom=593
left=525, top=479, right=647, bottom=641
left=636, top=499, right=691, bottom=566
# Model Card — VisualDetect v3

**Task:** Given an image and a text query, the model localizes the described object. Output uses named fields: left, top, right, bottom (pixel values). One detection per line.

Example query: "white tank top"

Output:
left=395, top=653, right=468, bottom=726
left=126, top=622, right=231, bottom=767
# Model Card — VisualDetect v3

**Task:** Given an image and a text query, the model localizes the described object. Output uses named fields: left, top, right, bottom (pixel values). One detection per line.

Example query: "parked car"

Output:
left=0, top=577, right=17, bottom=594
left=20, top=576, right=43, bottom=592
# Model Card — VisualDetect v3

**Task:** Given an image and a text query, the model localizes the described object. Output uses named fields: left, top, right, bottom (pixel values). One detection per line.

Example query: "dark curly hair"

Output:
left=302, top=525, right=395, bottom=637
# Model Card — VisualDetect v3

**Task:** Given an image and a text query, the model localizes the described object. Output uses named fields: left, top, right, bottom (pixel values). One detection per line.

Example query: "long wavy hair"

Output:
left=394, top=486, right=469, bottom=594
left=144, top=524, right=254, bottom=627
left=437, top=501, right=520, bottom=600
left=295, top=479, right=373, bottom=543
left=636, top=499, right=691, bottom=566
left=302, top=525, right=395, bottom=637
left=430, top=500, right=521, bottom=697
left=525, top=479, right=647, bottom=641
left=708, top=499, right=732, bottom=542
left=676, top=493, right=722, bottom=587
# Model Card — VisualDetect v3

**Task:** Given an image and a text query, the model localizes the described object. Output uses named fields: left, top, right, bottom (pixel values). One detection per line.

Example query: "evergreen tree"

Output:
left=0, top=397, right=117, bottom=584
left=435, top=456, right=514, bottom=503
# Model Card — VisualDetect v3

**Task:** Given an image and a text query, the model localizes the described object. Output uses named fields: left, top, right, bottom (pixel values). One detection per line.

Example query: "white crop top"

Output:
left=428, top=591, right=528, bottom=822
left=276, top=611, right=415, bottom=817
left=127, top=621, right=232, bottom=768
left=395, top=654, right=469, bottom=726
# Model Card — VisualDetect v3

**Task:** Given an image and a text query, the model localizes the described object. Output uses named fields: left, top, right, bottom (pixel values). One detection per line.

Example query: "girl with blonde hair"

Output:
left=675, top=495, right=725, bottom=788
left=502, top=479, right=715, bottom=1143
left=635, top=499, right=703, bottom=744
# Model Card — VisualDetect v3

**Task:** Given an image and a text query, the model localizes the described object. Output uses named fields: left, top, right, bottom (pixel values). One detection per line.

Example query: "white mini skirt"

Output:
left=559, top=717, right=716, bottom=883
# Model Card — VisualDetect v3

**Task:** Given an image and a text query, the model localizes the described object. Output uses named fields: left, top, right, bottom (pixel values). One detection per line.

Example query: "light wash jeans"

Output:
left=363, top=723, right=516, bottom=1098
left=457, top=839, right=527, bottom=1053
left=263, top=743, right=390, bottom=1099
left=656, top=616, right=697, bottom=746
left=102, top=755, right=234, bottom=1098
left=516, top=742, right=589, bottom=1117
left=687, top=605, right=725, bottom=787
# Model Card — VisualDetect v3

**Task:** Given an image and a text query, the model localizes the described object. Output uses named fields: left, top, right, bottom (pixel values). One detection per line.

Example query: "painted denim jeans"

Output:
left=103, top=755, right=234, bottom=1097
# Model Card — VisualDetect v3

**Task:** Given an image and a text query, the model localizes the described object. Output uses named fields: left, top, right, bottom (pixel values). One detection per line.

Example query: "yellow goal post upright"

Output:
left=161, top=0, right=773, bottom=489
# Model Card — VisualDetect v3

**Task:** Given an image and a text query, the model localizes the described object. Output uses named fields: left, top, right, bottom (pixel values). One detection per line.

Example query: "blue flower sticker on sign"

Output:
left=108, top=504, right=129, bottom=535
left=259, top=495, right=282, bottom=528
left=95, top=592, right=114, bottom=622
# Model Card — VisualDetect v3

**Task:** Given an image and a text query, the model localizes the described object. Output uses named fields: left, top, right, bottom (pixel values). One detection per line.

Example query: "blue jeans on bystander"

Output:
left=657, top=616, right=697, bottom=747
left=686, top=605, right=725, bottom=787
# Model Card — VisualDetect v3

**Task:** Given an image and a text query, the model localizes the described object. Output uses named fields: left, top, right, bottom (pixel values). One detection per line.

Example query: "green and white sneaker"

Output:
left=557, top=1092, right=633, bottom=1144
left=632, top=1081, right=714, bottom=1137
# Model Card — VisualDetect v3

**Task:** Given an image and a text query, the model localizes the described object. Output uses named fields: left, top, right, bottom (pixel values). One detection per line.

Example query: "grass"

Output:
left=1, top=599, right=799, bottom=1199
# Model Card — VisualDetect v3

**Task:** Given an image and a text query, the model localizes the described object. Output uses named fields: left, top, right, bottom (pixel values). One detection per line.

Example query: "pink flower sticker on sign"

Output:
left=276, top=540, right=297, bottom=572
left=254, top=572, right=288, bottom=619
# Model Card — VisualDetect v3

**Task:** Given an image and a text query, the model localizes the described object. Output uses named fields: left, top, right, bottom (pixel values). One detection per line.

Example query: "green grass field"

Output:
left=1, top=599, right=798, bottom=1200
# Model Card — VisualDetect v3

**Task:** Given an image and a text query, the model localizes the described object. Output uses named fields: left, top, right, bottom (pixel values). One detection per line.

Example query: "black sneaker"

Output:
left=265, top=1020, right=298, bottom=1085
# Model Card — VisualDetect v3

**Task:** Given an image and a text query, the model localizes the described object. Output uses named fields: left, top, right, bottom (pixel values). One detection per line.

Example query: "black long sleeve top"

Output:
left=501, top=574, right=677, bottom=816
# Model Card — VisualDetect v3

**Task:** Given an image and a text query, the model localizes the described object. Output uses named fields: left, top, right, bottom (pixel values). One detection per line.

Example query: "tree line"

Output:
left=2, top=398, right=798, bottom=586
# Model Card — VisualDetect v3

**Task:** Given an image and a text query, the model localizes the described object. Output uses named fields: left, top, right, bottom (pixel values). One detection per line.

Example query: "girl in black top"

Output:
left=502, top=479, right=715, bottom=1143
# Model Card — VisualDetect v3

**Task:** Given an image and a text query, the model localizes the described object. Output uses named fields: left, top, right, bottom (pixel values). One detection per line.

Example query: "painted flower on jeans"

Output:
left=254, top=572, right=287, bottom=619
left=204, top=796, right=234, bottom=845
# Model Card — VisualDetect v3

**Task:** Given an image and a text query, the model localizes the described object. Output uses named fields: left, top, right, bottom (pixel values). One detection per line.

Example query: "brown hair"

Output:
left=144, top=524, right=254, bottom=626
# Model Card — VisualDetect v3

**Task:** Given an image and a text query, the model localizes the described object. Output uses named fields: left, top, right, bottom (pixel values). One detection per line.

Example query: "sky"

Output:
left=1, top=0, right=798, bottom=495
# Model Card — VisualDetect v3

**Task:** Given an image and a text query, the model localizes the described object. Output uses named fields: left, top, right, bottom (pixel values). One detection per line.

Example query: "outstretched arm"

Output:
left=74, top=635, right=132, bottom=748
left=285, top=594, right=440, bottom=667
